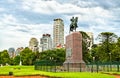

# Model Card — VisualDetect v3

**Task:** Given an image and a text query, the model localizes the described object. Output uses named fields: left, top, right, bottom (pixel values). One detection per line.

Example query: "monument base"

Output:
left=63, top=61, right=86, bottom=72
left=63, top=32, right=86, bottom=72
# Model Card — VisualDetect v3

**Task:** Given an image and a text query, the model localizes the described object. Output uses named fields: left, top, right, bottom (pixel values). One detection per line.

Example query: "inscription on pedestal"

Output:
left=66, top=48, right=72, bottom=58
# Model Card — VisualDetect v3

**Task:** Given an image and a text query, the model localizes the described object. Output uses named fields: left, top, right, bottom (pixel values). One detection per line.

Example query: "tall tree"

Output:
left=112, top=37, right=120, bottom=61
left=96, top=32, right=118, bottom=62
left=97, top=32, right=117, bottom=43
left=79, top=31, right=91, bottom=63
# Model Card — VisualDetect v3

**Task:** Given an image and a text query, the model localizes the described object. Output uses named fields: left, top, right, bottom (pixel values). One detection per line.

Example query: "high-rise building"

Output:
left=86, top=32, right=94, bottom=50
left=8, top=48, right=15, bottom=58
left=53, top=18, right=64, bottom=48
left=15, top=47, right=24, bottom=56
left=40, top=34, right=52, bottom=51
left=29, top=37, right=39, bottom=52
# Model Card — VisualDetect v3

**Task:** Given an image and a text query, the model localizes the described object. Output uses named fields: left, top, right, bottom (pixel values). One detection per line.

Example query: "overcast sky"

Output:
left=0, top=0, right=120, bottom=51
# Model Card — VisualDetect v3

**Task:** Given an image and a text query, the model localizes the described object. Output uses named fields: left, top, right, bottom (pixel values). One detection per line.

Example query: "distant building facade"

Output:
left=53, top=18, right=64, bottom=48
left=86, top=32, right=94, bottom=50
left=40, top=34, right=52, bottom=51
left=29, top=37, right=39, bottom=52
left=15, top=47, right=24, bottom=56
left=8, top=48, right=15, bottom=58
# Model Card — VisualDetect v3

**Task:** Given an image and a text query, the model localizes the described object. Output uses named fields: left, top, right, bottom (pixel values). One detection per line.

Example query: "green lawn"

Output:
left=0, top=66, right=115, bottom=78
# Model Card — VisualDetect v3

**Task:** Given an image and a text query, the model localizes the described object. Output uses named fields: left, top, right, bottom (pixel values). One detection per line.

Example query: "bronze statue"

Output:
left=70, top=17, right=78, bottom=33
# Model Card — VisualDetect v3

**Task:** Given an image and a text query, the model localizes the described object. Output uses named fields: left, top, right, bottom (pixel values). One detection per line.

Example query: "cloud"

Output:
left=0, top=13, right=53, bottom=50
left=95, top=0, right=120, bottom=9
left=7, top=0, right=16, bottom=3
left=0, top=8, right=5, bottom=12
left=71, top=0, right=98, bottom=8
left=70, top=0, right=120, bottom=9
left=0, top=0, right=120, bottom=50
left=0, top=14, right=18, bottom=26
left=21, top=0, right=82, bottom=15
left=0, top=23, right=53, bottom=50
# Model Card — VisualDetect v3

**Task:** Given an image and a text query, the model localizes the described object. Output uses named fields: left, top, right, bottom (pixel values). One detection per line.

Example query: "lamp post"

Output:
left=19, top=54, right=22, bottom=66
left=0, top=52, right=1, bottom=67
left=93, top=57, right=95, bottom=63
left=50, top=57, right=54, bottom=72
left=92, top=56, right=95, bottom=72
left=109, top=53, right=112, bottom=71
left=50, top=57, right=53, bottom=60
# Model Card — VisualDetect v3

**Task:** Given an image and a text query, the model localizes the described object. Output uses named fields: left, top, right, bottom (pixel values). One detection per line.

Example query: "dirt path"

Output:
left=0, top=76, right=48, bottom=78
left=1, top=75, right=120, bottom=78
left=114, top=75, right=120, bottom=78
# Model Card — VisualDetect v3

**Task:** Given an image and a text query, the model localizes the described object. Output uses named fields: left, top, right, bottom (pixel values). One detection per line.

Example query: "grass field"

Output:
left=0, top=66, right=115, bottom=78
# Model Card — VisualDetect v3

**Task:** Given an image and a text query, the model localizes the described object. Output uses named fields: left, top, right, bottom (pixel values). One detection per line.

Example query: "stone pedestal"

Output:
left=63, top=32, right=86, bottom=71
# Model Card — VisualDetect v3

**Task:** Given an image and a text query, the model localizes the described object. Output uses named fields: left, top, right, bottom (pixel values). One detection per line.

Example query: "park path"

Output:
left=114, top=75, right=120, bottom=78
left=0, top=75, right=120, bottom=78
left=0, top=76, right=48, bottom=78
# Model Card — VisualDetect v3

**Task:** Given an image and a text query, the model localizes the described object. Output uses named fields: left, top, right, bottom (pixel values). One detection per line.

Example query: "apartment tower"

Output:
left=40, top=34, right=52, bottom=51
left=53, top=18, right=64, bottom=48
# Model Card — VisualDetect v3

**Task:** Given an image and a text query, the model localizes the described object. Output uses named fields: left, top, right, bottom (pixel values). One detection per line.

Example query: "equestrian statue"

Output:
left=69, top=17, right=78, bottom=33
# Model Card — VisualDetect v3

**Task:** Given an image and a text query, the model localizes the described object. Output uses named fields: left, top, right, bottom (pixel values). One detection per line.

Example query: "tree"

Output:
left=112, top=37, right=120, bottom=61
left=91, top=44, right=107, bottom=62
left=13, top=55, right=20, bottom=65
left=116, top=37, right=120, bottom=47
left=20, top=47, right=35, bottom=65
left=79, top=31, right=91, bottom=63
left=94, top=32, right=118, bottom=62
left=39, top=48, right=65, bottom=63
left=0, top=50, right=11, bottom=65
left=97, top=32, right=117, bottom=43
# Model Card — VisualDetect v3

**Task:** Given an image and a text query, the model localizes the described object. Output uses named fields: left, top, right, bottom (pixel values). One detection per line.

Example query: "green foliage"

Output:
left=0, top=50, right=10, bottom=65
left=13, top=48, right=65, bottom=65
left=20, top=47, right=36, bottom=65
left=39, top=48, right=65, bottom=63
left=79, top=31, right=91, bottom=63
left=97, top=32, right=118, bottom=43
left=10, top=48, right=65, bottom=65
left=97, top=32, right=117, bottom=54
left=111, top=37, right=120, bottom=61
left=91, top=32, right=119, bottom=62
left=116, top=37, right=120, bottom=47
left=13, top=55, right=20, bottom=65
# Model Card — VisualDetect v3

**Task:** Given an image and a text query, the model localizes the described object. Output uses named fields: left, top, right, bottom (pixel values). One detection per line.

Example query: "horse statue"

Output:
left=69, top=17, right=78, bottom=33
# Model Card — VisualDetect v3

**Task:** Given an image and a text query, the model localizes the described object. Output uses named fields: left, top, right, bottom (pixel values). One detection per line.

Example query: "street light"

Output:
left=50, top=57, right=54, bottom=72
left=109, top=53, right=112, bottom=71
left=109, top=53, right=111, bottom=62
left=93, top=57, right=95, bottom=63
left=50, top=57, right=54, bottom=60
left=0, top=52, right=1, bottom=67
left=91, top=56, right=95, bottom=72
left=19, top=54, right=22, bottom=66
left=50, top=57, right=57, bottom=72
